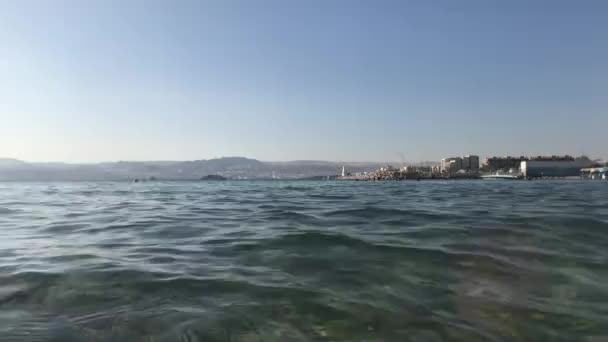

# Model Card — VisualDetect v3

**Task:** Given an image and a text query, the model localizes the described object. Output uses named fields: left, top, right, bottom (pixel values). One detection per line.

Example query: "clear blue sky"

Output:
left=1, top=0, right=606, bottom=163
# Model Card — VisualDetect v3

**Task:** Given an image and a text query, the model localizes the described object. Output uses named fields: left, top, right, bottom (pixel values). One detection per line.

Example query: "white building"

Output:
left=441, top=157, right=463, bottom=172
left=442, top=155, right=479, bottom=172
left=521, top=160, right=588, bottom=178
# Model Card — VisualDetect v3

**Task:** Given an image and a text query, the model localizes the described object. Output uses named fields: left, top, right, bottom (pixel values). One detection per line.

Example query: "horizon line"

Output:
left=1, top=154, right=603, bottom=166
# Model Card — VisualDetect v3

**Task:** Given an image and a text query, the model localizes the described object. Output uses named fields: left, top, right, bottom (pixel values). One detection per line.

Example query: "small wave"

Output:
left=71, top=304, right=133, bottom=324
left=0, top=207, right=18, bottom=214
left=140, top=224, right=212, bottom=239
left=324, top=207, right=443, bottom=221
left=0, top=284, right=31, bottom=304
left=73, top=190, right=104, bottom=196
left=213, top=196, right=239, bottom=203
left=146, top=256, right=177, bottom=264
left=234, top=231, right=376, bottom=252
left=83, top=221, right=151, bottom=234
left=63, top=212, right=89, bottom=218
left=41, top=223, right=89, bottom=233
left=130, top=246, right=202, bottom=258
left=262, top=210, right=320, bottom=223
left=280, top=186, right=310, bottom=191
left=307, top=194, right=353, bottom=200
left=45, top=254, right=100, bottom=263
left=110, top=190, right=132, bottom=195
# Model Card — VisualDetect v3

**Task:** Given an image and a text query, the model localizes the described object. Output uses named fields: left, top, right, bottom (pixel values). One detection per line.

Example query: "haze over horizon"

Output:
left=0, top=154, right=603, bottom=166
left=2, top=0, right=607, bottom=163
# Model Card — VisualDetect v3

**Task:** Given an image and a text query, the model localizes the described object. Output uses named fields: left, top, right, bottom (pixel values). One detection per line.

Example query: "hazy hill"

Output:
left=0, top=158, right=29, bottom=168
left=0, top=157, right=393, bottom=180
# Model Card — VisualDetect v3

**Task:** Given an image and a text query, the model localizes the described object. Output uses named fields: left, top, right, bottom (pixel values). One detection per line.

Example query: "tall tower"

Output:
left=341, top=166, right=346, bottom=177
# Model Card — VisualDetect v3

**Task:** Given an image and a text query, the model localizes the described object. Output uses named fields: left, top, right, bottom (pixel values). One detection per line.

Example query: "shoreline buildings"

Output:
left=484, top=155, right=593, bottom=178
left=482, top=156, right=528, bottom=171
left=520, top=156, right=588, bottom=178
left=581, top=167, right=608, bottom=180
left=440, top=155, right=480, bottom=174
left=338, top=154, right=603, bottom=181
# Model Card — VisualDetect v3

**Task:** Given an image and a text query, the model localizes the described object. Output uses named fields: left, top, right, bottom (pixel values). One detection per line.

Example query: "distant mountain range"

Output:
left=0, top=157, right=418, bottom=181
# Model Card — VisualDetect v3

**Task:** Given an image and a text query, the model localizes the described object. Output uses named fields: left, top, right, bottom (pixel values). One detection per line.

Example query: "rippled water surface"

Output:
left=1, top=180, right=607, bottom=341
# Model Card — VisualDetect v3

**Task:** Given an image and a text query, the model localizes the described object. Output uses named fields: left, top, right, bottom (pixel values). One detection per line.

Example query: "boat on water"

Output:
left=481, top=172, right=521, bottom=180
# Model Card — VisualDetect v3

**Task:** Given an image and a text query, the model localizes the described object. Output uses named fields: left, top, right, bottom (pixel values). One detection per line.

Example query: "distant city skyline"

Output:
left=1, top=0, right=607, bottom=163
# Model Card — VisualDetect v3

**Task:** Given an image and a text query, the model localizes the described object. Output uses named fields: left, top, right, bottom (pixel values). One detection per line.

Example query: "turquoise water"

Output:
left=0, top=180, right=607, bottom=341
